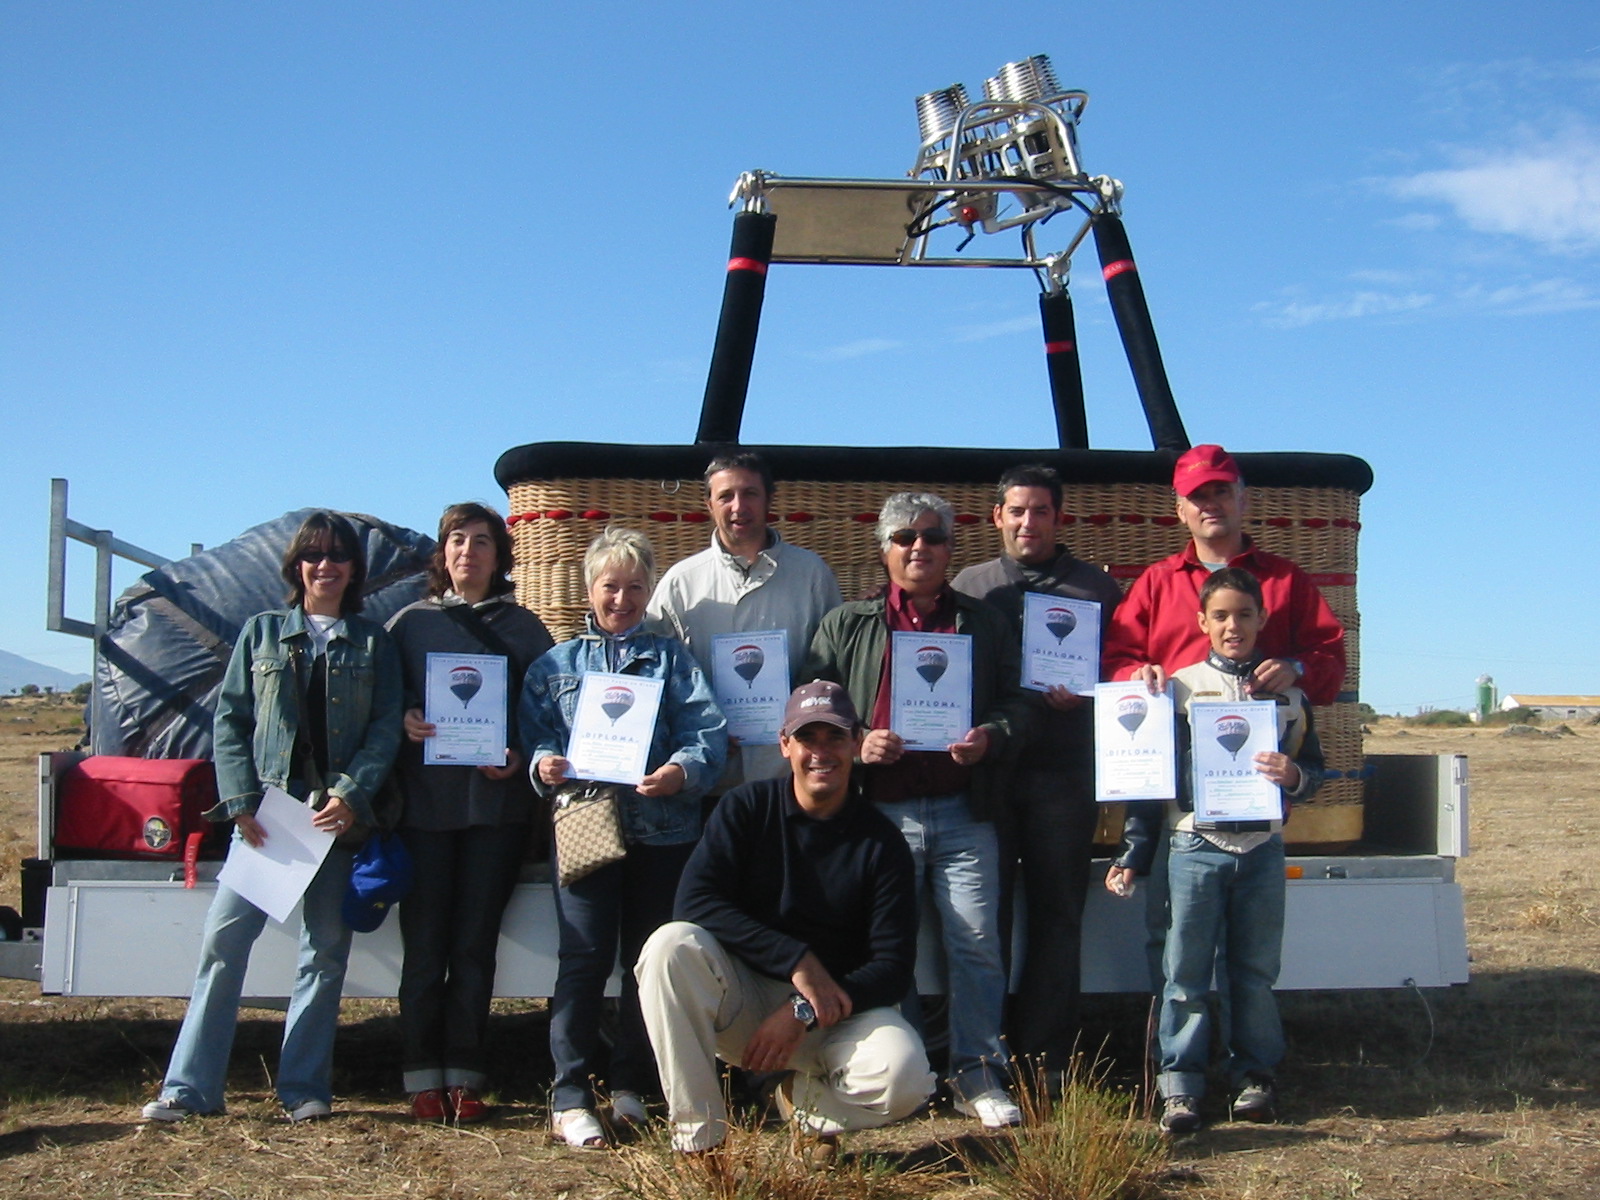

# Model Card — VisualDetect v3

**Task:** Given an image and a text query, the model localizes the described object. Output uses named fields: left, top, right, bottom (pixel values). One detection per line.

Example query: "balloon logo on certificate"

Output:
left=731, top=644, right=765, bottom=687
left=915, top=646, right=949, bottom=691
left=1043, top=606, right=1078, bottom=643
left=601, top=686, right=636, bottom=724
left=1213, top=714, right=1251, bottom=760
left=1116, top=695, right=1148, bottom=738
left=448, top=665, right=483, bottom=708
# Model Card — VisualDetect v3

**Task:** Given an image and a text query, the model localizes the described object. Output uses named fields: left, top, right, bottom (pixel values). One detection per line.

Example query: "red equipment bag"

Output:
left=55, top=757, right=223, bottom=862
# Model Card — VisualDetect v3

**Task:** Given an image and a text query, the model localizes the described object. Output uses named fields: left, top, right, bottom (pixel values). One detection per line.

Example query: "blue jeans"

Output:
left=549, top=841, right=695, bottom=1112
left=879, top=792, right=1009, bottom=1101
left=398, top=824, right=529, bottom=1092
left=1158, top=832, right=1285, bottom=1100
left=160, top=837, right=355, bottom=1113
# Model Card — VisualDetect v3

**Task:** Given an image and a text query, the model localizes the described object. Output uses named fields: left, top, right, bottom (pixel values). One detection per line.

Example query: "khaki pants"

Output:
left=635, top=921, right=935, bottom=1152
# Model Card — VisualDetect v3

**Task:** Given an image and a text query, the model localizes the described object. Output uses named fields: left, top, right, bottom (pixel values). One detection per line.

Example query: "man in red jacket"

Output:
left=1102, top=444, right=1345, bottom=706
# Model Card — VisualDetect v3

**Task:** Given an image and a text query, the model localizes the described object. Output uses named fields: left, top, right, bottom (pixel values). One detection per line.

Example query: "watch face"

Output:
left=792, top=996, right=816, bottom=1026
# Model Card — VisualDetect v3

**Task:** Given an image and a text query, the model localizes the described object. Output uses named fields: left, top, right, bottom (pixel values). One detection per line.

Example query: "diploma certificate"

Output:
left=889, top=631, right=973, bottom=749
left=710, top=629, right=789, bottom=746
left=1021, top=592, right=1101, bottom=696
left=565, top=672, right=665, bottom=786
left=424, top=652, right=509, bottom=767
left=1093, top=681, right=1177, bottom=802
left=1189, top=699, right=1282, bottom=825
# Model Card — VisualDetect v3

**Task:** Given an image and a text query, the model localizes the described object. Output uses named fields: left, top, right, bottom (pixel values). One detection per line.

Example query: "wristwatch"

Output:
left=789, top=993, right=818, bottom=1031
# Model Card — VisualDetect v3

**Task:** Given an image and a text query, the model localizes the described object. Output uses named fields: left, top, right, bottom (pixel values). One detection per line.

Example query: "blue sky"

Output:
left=3, top=2, right=1596, bottom=714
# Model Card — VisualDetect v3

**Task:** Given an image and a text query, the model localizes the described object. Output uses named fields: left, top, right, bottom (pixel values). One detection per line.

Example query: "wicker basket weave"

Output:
left=501, top=451, right=1367, bottom=852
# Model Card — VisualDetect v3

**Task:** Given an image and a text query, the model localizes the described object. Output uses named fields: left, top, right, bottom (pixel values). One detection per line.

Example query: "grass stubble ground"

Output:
left=0, top=696, right=1596, bottom=1199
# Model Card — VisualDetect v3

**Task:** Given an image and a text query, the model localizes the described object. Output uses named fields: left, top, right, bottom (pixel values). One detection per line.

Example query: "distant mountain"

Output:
left=0, top=650, right=91, bottom=695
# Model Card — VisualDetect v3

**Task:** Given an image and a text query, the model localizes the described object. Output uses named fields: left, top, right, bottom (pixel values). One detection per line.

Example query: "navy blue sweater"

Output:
left=673, top=777, right=918, bottom=1012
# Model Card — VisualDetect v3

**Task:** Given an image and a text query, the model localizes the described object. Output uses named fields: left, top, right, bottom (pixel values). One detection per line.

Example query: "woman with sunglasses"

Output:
left=385, top=502, right=553, bottom=1124
left=141, top=511, right=404, bottom=1124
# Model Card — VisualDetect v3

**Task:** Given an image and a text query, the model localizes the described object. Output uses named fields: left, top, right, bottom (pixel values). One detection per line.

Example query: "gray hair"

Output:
left=583, top=526, right=657, bottom=590
left=876, top=492, right=955, bottom=552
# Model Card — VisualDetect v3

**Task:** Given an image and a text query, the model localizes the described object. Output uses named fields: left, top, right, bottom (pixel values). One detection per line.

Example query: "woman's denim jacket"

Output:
left=518, top=616, right=728, bottom=846
left=209, top=606, right=405, bottom=825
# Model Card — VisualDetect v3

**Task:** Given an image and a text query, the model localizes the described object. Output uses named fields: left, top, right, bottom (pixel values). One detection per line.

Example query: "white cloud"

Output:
left=1456, top=277, right=1600, bottom=315
left=1387, top=131, right=1600, bottom=253
left=951, top=316, right=1037, bottom=343
left=1254, top=290, right=1435, bottom=329
left=803, top=337, right=903, bottom=362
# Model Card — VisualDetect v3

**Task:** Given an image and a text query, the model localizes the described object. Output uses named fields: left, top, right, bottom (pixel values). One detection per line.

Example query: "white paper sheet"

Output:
left=1188, top=699, right=1283, bottom=824
left=709, top=629, right=789, bottom=746
left=565, top=672, right=665, bottom=786
left=1021, top=592, right=1101, bottom=696
left=216, top=785, right=335, bottom=923
left=1093, top=681, right=1177, bottom=802
left=424, top=651, right=508, bottom=767
left=889, top=631, right=973, bottom=749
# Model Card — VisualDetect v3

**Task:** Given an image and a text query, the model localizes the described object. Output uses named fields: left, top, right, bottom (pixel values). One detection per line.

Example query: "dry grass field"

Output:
left=0, top=695, right=1596, bottom=1199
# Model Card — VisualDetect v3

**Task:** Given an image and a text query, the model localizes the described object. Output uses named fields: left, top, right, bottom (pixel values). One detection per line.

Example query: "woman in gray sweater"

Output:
left=386, top=502, right=553, bottom=1123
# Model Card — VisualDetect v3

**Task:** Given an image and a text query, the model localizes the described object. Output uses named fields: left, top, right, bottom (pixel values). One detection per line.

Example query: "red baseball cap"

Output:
left=1172, top=444, right=1241, bottom=494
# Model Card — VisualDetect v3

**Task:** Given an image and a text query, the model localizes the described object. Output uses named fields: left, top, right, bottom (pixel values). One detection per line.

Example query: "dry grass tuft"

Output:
left=945, top=1057, right=1165, bottom=1200
left=1516, top=887, right=1594, bottom=930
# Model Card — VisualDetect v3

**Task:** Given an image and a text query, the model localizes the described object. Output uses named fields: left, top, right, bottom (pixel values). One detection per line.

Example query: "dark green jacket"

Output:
left=802, top=592, right=1034, bottom=821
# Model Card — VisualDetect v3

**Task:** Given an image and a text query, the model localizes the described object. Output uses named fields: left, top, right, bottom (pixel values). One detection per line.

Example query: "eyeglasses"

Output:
left=297, top=548, right=354, bottom=565
left=887, top=527, right=950, bottom=547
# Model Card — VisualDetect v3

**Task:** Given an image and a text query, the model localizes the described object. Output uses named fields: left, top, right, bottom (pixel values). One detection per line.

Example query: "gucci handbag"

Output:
left=551, top=781, right=627, bottom=887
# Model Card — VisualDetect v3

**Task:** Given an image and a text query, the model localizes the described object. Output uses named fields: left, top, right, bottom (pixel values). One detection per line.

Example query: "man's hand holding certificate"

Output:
left=424, top=652, right=508, bottom=768
left=564, top=672, right=665, bottom=786
left=1188, top=699, right=1283, bottom=825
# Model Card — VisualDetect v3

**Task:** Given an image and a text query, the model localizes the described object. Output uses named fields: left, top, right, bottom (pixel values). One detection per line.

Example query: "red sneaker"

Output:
left=448, top=1086, right=490, bottom=1124
left=410, top=1088, right=449, bottom=1123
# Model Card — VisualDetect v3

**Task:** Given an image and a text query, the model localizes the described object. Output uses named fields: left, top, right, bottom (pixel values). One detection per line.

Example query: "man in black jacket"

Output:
left=635, top=682, right=934, bottom=1154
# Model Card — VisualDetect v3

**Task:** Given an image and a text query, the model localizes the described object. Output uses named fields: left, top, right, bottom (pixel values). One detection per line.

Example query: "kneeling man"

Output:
left=636, top=682, right=935, bottom=1153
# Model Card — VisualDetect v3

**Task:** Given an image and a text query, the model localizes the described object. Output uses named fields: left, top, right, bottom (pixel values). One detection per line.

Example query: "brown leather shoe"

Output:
left=410, top=1089, right=449, bottom=1123
left=447, top=1086, right=490, bottom=1124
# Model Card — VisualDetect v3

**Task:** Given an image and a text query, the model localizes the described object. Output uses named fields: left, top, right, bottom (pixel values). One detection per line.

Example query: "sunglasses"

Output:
left=887, top=527, right=950, bottom=547
left=297, top=548, right=354, bottom=565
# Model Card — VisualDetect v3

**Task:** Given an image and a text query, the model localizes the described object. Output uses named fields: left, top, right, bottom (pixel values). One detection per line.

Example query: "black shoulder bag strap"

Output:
left=442, top=602, right=531, bottom=738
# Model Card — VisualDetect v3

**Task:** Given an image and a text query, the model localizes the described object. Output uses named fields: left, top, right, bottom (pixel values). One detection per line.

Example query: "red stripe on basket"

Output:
left=1109, top=565, right=1146, bottom=579
left=954, top=513, right=981, bottom=525
left=647, top=511, right=677, bottom=522
left=728, top=257, right=768, bottom=275
left=1308, top=573, right=1357, bottom=587
left=1102, top=259, right=1136, bottom=281
left=1152, top=515, right=1181, bottom=526
left=545, top=509, right=573, bottom=520
left=853, top=513, right=877, bottom=523
left=581, top=510, right=610, bottom=521
left=1086, top=514, right=1113, bottom=526
left=682, top=511, right=708, bottom=523
left=1119, top=514, right=1145, bottom=525
left=786, top=512, right=814, bottom=523
left=1044, top=340, right=1075, bottom=354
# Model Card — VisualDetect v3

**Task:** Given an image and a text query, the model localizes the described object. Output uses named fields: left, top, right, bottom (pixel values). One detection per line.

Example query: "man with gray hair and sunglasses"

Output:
left=804, top=492, right=1033, bottom=1128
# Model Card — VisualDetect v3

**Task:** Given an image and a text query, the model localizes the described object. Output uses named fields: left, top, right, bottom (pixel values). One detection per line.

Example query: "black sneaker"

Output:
left=1231, top=1074, right=1277, bottom=1123
left=1160, top=1094, right=1202, bottom=1135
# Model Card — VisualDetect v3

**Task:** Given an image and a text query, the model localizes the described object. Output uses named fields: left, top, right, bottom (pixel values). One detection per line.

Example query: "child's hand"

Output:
left=1105, top=865, right=1137, bottom=897
left=1252, top=750, right=1301, bottom=791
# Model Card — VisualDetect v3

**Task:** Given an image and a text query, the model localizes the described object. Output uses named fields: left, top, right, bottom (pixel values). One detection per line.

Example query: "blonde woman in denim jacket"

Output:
left=520, top=527, right=727, bottom=1149
left=141, top=511, right=404, bottom=1124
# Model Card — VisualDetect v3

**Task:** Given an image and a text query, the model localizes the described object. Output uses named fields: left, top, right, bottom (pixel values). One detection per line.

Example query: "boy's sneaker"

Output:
left=140, top=1098, right=195, bottom=1123
left=284, top=1098, right=333, bottom=1123
left=1231, top=1074, right=1277, bottom=1123
left=1159, top=1094, right=1203, bottom=1135
left=953, top=1088, right=1023, bottom=1129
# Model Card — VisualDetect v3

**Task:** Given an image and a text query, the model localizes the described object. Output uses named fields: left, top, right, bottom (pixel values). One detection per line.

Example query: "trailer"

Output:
left=3, top=54, right=1469, bottom=999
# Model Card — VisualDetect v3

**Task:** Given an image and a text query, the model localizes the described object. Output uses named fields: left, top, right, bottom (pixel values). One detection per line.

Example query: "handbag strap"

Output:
left=443, top=601, right=529, bottom=679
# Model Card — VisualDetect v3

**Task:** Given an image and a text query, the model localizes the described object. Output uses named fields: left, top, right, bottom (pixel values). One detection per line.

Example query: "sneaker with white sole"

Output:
left=140, top=1098, right=196, bottom=1123
left=284, top=1099, right=332, bottom=1123
left=1230, top=1074, right=1276, bottom=1123
left=954, top=1088, right=1023, bottom=1129
left=1160, top=1093, right=1203, bottom=1135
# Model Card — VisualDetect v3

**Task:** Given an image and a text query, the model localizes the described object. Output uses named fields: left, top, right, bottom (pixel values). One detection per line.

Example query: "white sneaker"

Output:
left=954, top=1088, right=1022, bottom=1129
left=140, top=1098, right=194, bottom=1123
